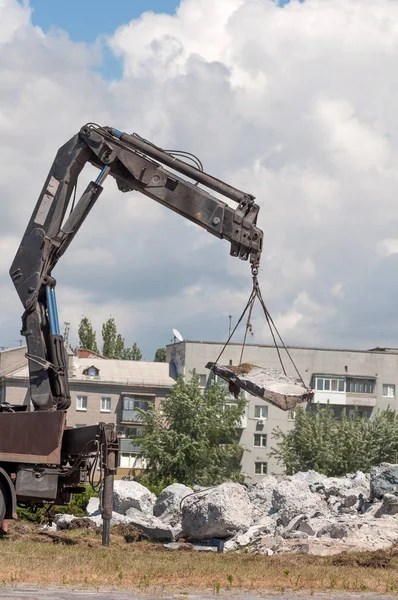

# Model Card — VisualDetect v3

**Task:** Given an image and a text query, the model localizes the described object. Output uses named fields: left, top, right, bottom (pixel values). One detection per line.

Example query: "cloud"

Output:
left=2, top=0, right=398, bottom=359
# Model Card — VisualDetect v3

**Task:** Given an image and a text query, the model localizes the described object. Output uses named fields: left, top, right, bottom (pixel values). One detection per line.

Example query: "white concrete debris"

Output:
left=272, top=476, right=326, bottom=526
left=153, top=482, right=193, bottom=526
left=124, top=507, right=176, bottom=541
left=248, top=475, right=277, bottom=522
left=86, top=496, right=100, bottom=517
left=53, top=465, right=398, bottom=556
left=370, top=463, right=398, bottom=500
left=181, top=482, right=253, bottom=539
left=113, top=480, right=156, bottom=515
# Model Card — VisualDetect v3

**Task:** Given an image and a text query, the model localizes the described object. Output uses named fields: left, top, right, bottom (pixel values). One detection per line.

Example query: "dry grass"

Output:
left=2, top=524, right=398, bottom=593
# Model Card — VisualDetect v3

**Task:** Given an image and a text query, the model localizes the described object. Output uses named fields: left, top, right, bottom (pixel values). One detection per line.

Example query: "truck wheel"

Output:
left=0, top=482, right=6, bottom=524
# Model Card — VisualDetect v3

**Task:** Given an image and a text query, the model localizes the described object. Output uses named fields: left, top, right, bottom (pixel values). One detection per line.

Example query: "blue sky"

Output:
left=21, top=0, right=181, bottom=79
left=24, top=0, right=180, bottom=42
left=20, top=0, right=299, bottom=79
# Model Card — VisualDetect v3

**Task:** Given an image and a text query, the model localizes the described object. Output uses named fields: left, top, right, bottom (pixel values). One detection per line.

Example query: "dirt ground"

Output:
left=1, top=522, right=398, bottom=594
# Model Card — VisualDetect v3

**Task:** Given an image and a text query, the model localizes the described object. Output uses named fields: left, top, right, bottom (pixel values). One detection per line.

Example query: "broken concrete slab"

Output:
left=206, top=362, right=313, bottom=409
left=113, top=480, right=156, bottom=515
left=124, top=507, right=175, bottom=541
left=154, top=482, right=193, bottom=525
left=248, top=476, right=277, bottom=522
left=370, top=463, right=398, bottom=500
left=374, top=493, right=398, bottom=517
left=181, top=482, right=252, bottom=539
left=272, top=477, right=325, bottom=526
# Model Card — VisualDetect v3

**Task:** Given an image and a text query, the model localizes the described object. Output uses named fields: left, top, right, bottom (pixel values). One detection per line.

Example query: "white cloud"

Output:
left=2, top=0, right=398, bottom=357
left=380, top=238, right=398, bottom=257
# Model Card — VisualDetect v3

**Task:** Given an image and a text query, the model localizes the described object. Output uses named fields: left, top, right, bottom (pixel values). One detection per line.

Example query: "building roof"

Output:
left=8, top=357, right=176, bottom=388
left=77, top=349, right=108, bottom=359
left=166, top=340, right=398, bottom=356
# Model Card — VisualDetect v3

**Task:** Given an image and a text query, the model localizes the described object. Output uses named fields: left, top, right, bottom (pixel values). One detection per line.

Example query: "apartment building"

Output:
left=2, top=349, right=176, bottom=477
left=166, top=340, right=398, bottom=482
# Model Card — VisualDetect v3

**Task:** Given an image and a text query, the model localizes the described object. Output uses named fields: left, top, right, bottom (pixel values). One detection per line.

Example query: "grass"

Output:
left=2, top=524, right=398, bottom=593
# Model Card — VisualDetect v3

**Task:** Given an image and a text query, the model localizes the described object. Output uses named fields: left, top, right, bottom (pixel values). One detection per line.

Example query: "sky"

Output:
left=2, top=0, right=398, bottom=359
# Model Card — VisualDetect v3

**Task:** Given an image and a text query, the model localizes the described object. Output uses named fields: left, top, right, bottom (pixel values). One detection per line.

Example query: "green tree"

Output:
left=122, top=342, right=142, bottom=361
left=77, top=316, right=98, bottom=352
left=271, top=405, right=398, bottom=477
left=135, top=372, right=246, bottom=487
left=102, top=317, right=117, bottom=358
left=154, top=347, right=166, bottom=362
left=102, top=317, right=142, bottom=360
left=114, top=334, right=125, bottom=360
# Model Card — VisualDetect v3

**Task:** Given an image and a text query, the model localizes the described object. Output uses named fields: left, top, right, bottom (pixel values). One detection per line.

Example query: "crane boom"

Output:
left=9, top=124, right=263, bottom=411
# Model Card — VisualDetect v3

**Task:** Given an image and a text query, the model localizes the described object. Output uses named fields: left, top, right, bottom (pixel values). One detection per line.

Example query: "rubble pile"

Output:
left=53, top=463, right=398, bottom=556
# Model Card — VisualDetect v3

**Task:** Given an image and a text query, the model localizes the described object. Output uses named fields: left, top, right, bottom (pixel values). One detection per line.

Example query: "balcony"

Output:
left=312, top=375, right=377, bottom=408
left=119, top=438, right=141, bottom=453
left=121, top=409, right=145, bottom=423
left=313, top=391, right=376, bottom=407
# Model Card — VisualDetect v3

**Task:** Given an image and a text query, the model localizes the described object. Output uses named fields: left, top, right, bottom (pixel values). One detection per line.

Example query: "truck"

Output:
left=0, top=124, right=263, bottom=544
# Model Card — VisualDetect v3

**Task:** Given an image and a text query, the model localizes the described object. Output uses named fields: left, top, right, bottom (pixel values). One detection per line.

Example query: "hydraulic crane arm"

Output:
left=9, top=124, right=263, bottom=412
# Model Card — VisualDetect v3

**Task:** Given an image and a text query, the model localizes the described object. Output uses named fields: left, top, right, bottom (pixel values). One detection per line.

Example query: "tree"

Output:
left=114, top=334, right=125, bottom=360
left=101, top=317, right=142, bottom=360
left=135, top=372, right=246, bottom=487
left=154, top=347, right=166, bottom=362
left=78, top=317, right=98, bottom=352
left=122, top=343, right=142, bottom=361
left=102, top=317, right=117, bottom=358
left=271, top=404, right=398, bottom=477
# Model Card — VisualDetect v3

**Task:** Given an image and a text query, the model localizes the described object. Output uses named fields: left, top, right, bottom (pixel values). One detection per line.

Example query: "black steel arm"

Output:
left=9, top=124, right=263, bottom=412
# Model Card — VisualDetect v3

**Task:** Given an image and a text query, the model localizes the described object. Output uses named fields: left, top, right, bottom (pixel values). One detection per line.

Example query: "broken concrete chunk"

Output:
left=154, top=483, right=193, bottom=525
left=272, top=478, right=324, bottom=526
left=181, top=482, right=252, bottom=539
left=113, top=480, right=156, bottom=515
left=248, top=476, right=278, bottom=522
left=206, top=362, right=313, bottom=409
left=125, top=507, right=175, bottom=541
left=370, top=463, right=398, bottom=500
left=374, top=493, right=398, bottom=517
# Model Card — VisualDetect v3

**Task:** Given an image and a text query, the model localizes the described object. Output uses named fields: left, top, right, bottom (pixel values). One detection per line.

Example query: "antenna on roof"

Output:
left=171, top=328, right=184, bottom=343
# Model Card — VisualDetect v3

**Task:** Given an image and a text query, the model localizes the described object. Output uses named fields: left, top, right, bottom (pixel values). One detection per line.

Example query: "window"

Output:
left=346, top=378, right=375, bottom=394
left=83, top=366, right=99, bottom=377
left=126, top=426, right=143, bottom=438
left=254, top=434, right=267, bottom=447
left=383, top=384, right=395, bottom=398
left=101, top=397, right=111, bottom=412
left=123, top=395, right=153, bottom=411
left=254, top=405, right=268, bottom=419
left=254, top=462, right=268, bottom=475
left=288, top=409, right=296, bottom=420
left=314, top=377, right=345, bottom=392
left=198, top=374, right=207, bottom=387
left=347, top=407, right=369, bottom=419
left=120, top=453, right=138, bottom=468
left=76, top=396, right=87, bottom=411
left=220, top=403, right=230, bottom=412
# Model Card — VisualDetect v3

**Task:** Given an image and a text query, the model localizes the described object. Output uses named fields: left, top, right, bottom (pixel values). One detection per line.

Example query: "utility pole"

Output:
left=229, top=315, right=233, bottom=337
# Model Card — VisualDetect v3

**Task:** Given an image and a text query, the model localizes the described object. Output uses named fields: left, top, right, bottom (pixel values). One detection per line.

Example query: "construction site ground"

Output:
left=1, top=522, right=398, bottom=598
left=0, top=588, right=396, bottom=600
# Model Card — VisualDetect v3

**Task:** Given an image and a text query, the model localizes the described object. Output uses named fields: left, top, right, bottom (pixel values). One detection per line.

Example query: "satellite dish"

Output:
left=172, top=328, right=184, bottom=342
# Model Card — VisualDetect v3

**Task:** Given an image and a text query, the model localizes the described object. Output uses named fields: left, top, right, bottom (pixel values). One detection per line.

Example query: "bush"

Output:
left=271, top=405, right=398, bottom=476
left=17, top=484, right=98, bottom=523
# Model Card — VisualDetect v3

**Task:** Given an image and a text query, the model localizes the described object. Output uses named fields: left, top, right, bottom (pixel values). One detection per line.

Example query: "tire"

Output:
left=0, top=482, right=6, bottom=524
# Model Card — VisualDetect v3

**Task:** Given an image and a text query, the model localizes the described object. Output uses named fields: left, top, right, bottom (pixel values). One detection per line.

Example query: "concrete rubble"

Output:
left=153, top=482, right=193, bottom=527
left=53, top=462, right=398, bottom=555
left=112, top=480, right=156, bottom=515
left=181, top=482, right=253, bottom=539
